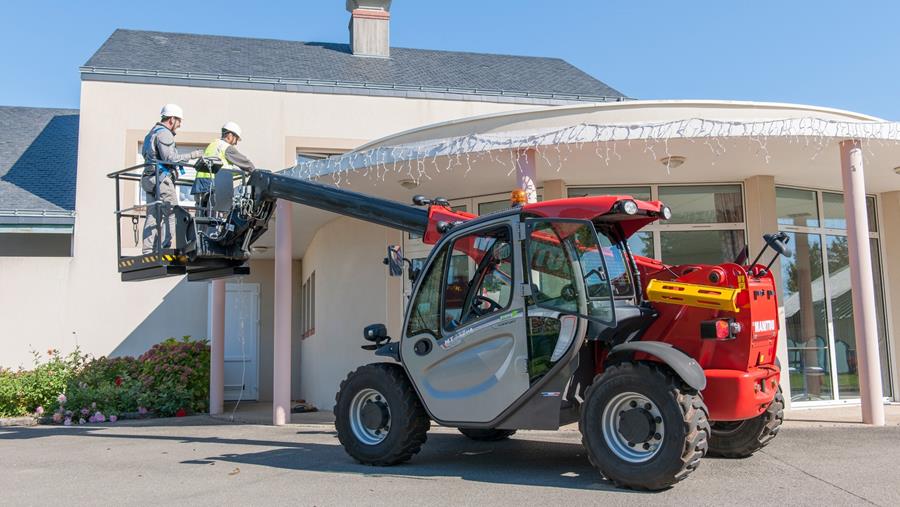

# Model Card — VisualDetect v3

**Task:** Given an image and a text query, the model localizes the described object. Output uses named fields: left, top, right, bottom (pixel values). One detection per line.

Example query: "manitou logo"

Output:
left=753, top=320, right=776, bottom=333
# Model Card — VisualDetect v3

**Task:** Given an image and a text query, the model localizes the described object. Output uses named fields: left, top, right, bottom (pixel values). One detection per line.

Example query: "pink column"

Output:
left=209, top=279, right=226, bottom=415
left=516, top=148, right=538, bottom=204
left=273, top=199, right=293, bottom=425
left=839, top=139, right=885, bottom=426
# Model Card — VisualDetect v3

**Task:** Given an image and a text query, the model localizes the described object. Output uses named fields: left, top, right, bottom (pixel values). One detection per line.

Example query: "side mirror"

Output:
left=764, top=232, right=793, bottom=258
left=384, top=245, right=404, bottom=276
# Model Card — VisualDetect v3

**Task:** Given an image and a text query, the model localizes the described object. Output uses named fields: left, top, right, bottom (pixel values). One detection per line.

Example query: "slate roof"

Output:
left=0, top=106, right=79, bottom=216
left=82, top=29, right=626, bottom=104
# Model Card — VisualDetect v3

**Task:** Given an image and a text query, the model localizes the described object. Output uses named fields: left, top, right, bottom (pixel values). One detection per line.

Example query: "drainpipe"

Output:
left=840, top=139, right=885, bottom=426
left=273, top=199, right=293, bottom=425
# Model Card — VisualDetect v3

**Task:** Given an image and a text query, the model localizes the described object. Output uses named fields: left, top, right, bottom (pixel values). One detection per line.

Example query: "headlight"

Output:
left=620, top=200, right=638, bottom=215
left=661, top=205, right=673, bottom=220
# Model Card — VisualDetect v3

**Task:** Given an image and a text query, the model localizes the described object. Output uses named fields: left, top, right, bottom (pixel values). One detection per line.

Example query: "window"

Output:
left=776, top=186, right=890, bottom=401
left=406, top=248, right=447, bottom=338
left=528, top=220, right=614, bottom=324
left=568, top=184, right=746, bottom=265
left=0, top=231, right=73, bottom=257
left=300, top=272, right=315, bottom=338
left=442, top=226, right=513, bottom=330
left=296, top=152, right=334, bottom=165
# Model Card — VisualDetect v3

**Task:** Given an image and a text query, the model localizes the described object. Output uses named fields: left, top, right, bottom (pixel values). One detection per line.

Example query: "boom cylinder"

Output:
left=249, top=171, right=429, bottom=235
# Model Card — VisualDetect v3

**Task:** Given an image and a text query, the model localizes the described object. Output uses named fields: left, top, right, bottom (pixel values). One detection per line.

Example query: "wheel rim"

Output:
left=349, top=388, right=391, bottom=445
left=601, top=391, right=666, bottom=463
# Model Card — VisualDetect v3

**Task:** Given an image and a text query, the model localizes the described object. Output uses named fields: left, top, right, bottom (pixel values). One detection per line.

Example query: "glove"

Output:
left=190, top=149, right=204, bottom=159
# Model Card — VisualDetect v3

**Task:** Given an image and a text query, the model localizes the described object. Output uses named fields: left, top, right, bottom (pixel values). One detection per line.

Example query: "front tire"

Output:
left=708, top=385, right=784, bottom=458
left=335, top=363, right=430, bottom=465
left=580, top=362, right=710, bottom=491
left=458, top=428, right=517, bottom=441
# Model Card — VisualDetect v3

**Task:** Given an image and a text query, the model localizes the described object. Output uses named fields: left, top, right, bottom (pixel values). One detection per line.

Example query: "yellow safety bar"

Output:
left=646, top=279, right=740, bottom=313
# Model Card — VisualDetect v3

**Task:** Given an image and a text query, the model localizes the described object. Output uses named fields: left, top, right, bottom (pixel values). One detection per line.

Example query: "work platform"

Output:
left=117, top=249, right=249, bottom=282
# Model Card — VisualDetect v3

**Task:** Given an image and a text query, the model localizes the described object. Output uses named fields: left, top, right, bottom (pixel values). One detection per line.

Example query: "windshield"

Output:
left=595, top=226, right=635, bottom=299
left=527, top=219, right=615, bottom=325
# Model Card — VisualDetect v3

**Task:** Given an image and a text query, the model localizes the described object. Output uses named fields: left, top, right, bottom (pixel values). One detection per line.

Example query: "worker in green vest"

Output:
left=192, top=121, right=256, bottom=207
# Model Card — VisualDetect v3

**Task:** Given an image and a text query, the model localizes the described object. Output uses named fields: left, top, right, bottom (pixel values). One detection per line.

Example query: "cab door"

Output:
left=401, top=218, right=530, bottom=424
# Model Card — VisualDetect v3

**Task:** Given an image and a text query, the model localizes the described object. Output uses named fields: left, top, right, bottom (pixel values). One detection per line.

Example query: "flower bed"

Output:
left=0, top=337, right=209, bottom=424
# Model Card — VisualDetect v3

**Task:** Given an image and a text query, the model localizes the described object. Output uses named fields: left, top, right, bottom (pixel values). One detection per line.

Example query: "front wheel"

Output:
left=708, top=385, right=784, bottom=458
left=335, top=363, right=430, bottom=465
left=580, top=362, right=710, bottom=490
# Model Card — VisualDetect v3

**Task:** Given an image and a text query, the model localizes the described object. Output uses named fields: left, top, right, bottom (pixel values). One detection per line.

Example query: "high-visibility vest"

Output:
left=198, top=138, right=235, bottom=179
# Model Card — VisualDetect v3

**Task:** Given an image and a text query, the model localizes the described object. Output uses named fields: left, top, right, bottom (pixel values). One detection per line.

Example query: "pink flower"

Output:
left=52, top=413, right=63, bottom=423
left=81, top=408, right=89, bottom=416
left=57, top=394, right=67, bottom=404
left=34, top=406, right=44, bottom=415
left=93, top=412, right=106, bottom=423
left=109, top=415, right=118, bottom=423
left=138, top=406, right=148, bottom=415
left=78, top=418, right=85, bottom=425
left=64, top=417, right=72, bottom=426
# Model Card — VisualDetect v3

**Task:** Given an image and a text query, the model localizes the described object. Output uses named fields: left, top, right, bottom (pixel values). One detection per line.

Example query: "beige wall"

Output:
left=0, top=80, right=526, bottom=369
left=298, top=216, right=402, bottom=409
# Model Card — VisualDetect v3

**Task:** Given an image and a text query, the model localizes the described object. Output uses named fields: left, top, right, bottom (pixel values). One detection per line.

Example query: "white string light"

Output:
left=282, top=117, right=900, bottom=185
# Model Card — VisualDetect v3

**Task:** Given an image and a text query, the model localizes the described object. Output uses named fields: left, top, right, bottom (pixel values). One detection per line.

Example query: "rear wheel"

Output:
left=335, top=363, right=430, bottom=465
left=458, top=428, right=517, bottom=441
left=708, top=386, right=784, bottom=458
left=580, top=362, right=709, bottom=490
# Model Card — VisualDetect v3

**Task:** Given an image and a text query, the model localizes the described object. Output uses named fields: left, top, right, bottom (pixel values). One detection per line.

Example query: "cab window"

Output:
left=406, top=248, right=447, bottom=338
left=443, top=226, right=513, bottom=331
left=527, top=220, right=615, bottom=325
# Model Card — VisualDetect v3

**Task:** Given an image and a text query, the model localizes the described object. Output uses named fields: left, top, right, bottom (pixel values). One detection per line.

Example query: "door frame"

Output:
left=207, top=281, right=261, bottom=401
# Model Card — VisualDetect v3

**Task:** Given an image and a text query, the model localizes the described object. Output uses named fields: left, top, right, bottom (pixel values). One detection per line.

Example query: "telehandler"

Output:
left=109, top=161, right=789, bottom=490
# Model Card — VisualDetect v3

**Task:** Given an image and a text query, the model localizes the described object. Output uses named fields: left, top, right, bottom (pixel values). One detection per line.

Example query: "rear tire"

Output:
left=580, top=362, right=709, bottom=491
left=708, top=385, right=784, bottom=458
left=335, top=363, right=430, bottom=465
left=458, top=428, right=517, bottom=441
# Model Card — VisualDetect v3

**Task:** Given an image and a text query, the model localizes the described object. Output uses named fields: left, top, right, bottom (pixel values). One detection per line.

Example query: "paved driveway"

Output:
left=1, top=418, right=898, bottom=506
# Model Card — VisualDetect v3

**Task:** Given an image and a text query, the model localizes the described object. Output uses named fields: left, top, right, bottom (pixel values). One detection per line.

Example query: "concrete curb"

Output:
left=0, top=416, right=37, bottom=427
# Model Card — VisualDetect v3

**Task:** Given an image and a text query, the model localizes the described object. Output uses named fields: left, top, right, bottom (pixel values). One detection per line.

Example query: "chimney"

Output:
left=346, top=0, right=391, bottom=58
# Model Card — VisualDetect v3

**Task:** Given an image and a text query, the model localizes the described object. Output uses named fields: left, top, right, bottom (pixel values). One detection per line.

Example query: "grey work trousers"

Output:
left=142, top=175, right=178, bottom=253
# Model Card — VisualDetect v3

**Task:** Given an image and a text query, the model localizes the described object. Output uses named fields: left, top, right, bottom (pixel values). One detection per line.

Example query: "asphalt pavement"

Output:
left=1, top=417, right=898, bottom=506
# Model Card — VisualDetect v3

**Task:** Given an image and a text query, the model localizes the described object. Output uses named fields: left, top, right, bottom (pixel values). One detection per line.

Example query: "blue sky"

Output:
left=2, top=1, right=898, bottom=119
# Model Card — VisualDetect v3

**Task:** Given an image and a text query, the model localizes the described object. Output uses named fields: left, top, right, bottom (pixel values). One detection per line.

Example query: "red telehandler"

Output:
left=109, top=162, right=789, bottom=490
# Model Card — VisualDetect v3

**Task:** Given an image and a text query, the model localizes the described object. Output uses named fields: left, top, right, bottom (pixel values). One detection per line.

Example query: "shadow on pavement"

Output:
left=0, top=421, right=656, bottom=493
left=185, top=433, right=649, bottom=494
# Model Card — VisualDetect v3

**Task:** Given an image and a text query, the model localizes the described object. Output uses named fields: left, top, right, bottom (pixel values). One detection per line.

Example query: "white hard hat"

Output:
left=160, top=103, right=184, bottom=119
left=222, top=121, right=243, bottom=139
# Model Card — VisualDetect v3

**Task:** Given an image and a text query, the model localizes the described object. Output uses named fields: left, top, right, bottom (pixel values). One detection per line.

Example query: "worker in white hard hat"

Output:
left=192, top=121, right=256, bottom=207
left=140, top=104, right=203, bottom=253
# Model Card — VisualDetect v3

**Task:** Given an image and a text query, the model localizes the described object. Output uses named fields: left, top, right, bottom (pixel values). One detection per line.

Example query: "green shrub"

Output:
left=0, top=349, right=84, bottom=417
left=0, top=337, right=210, bottom=422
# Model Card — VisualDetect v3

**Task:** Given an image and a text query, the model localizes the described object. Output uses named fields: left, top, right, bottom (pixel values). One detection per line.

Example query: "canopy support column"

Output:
left=273, top=199, right=293, bottom=425
left=516, top=148, right=538, bottom=204
left=209, top=279, right=225, bottom=415
left=840, top=139, right=884, bottom=426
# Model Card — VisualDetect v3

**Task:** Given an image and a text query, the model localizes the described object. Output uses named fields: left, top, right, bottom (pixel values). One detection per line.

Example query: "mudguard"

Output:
left=608, top=341, right=707, bottom=391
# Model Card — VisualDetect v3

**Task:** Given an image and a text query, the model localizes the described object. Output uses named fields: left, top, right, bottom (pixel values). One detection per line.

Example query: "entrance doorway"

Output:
left=208, top=282, right=260, bottom=401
